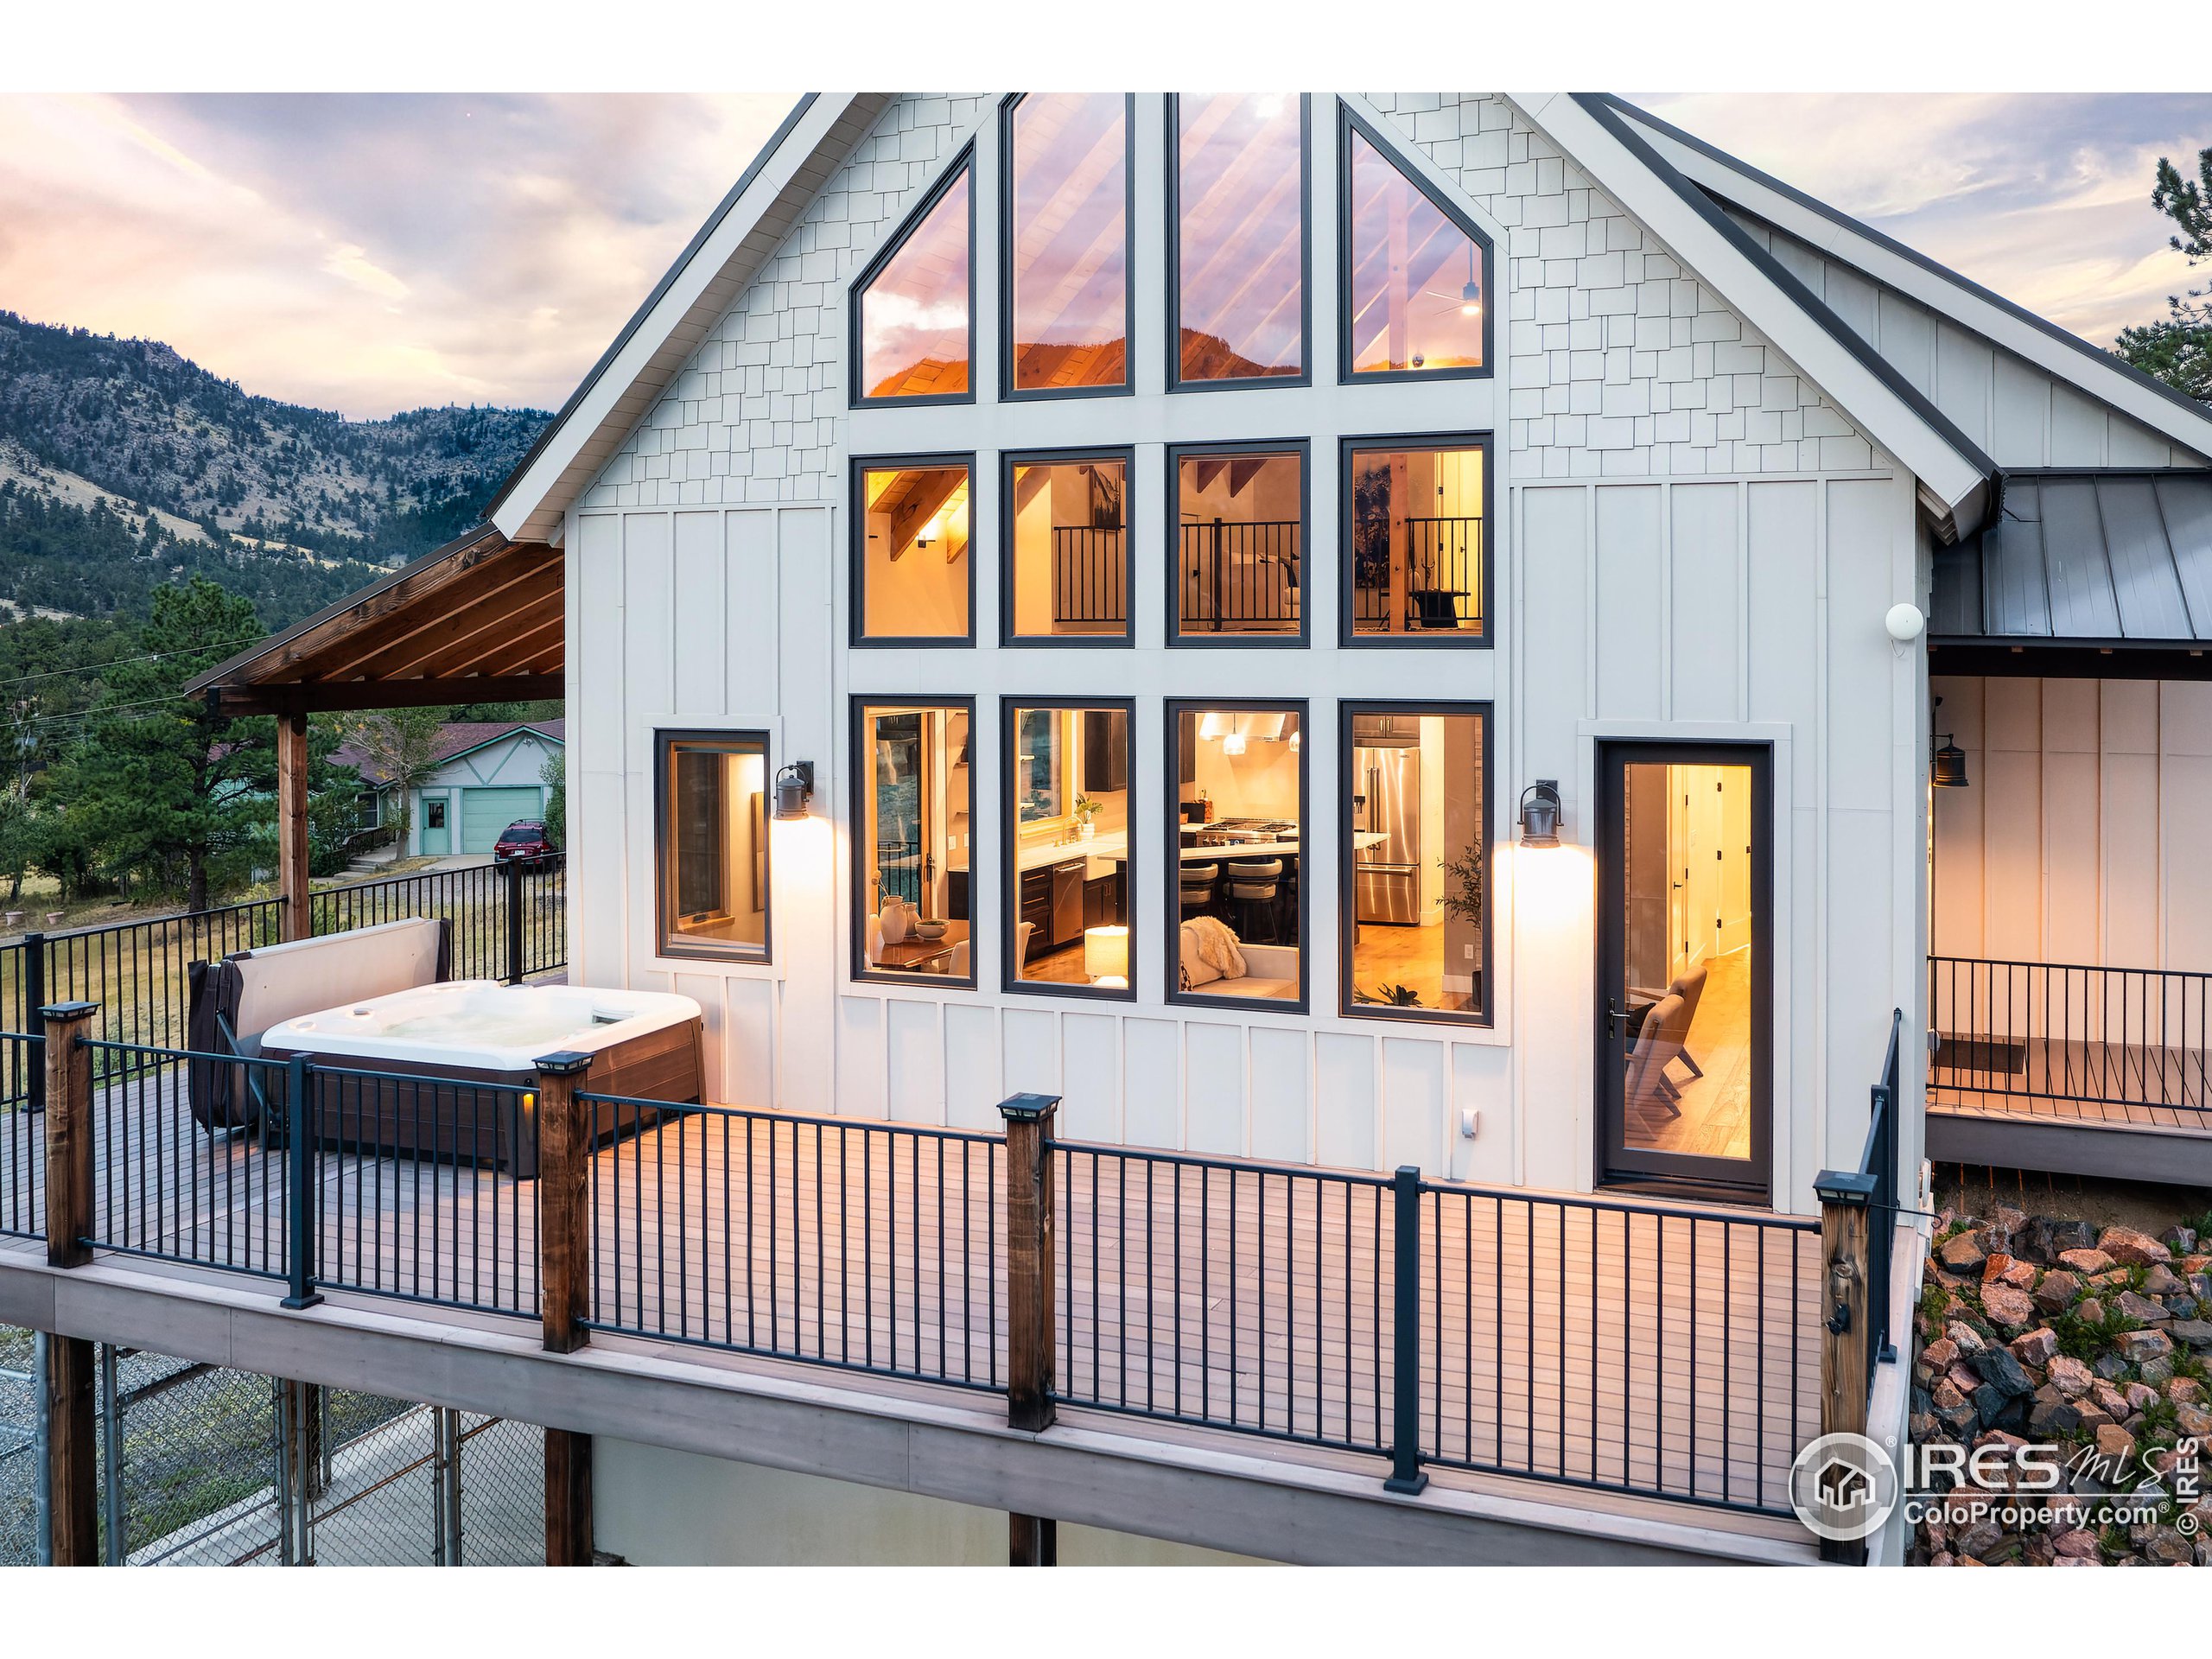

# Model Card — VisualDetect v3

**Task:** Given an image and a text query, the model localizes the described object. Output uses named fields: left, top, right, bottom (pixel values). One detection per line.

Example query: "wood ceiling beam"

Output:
left=211, top=674, right=565, bottom=718
left=308, top=548, right=559, bottom=681
left=340, top=572, right=563, bottom=681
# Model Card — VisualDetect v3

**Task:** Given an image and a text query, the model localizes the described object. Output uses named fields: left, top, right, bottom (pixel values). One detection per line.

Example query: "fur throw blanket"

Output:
left=1180, top=916, right=1247, bottom=983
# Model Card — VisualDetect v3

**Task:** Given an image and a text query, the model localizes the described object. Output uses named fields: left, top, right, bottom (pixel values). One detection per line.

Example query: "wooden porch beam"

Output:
left=211, top=674, right=566, bottom=718
left=545, top=1428, right=594, bottom=1566
left=45, top=1334, right=97, bottom=1566
left=320, top=554, right=559, bottom=682
left=276, top=710, right=310, bottom=942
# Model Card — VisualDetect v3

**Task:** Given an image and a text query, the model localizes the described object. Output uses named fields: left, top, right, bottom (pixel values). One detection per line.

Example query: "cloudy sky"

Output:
left=1, top=92, right=2206, bottom=420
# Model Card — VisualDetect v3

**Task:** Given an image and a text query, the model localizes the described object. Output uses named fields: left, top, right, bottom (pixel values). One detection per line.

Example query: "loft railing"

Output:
left=1049, top=525, right=1127, bottom=627
left=1351, top=514, right=1484, bottom=632
left=1928, top=954, right=2212, bottom=1121
left=1178, top=519, right=1301, bottom=632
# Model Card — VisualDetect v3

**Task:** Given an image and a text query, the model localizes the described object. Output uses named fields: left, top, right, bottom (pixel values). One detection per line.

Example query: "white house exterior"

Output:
left=342, top=719, right=563, bottom=857
left=35, top=92, right=2212, bottom=1570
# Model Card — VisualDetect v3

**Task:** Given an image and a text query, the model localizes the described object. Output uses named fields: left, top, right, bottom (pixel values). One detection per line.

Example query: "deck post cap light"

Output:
left=772, top=760, right=816, bottom=820
left=997, top=1091, right=1062, bottom=1123
left=1517, top=780, right=1561, bottom=848
left=533, top=1051, right=595, bottom=1077
left=1884, top=602, right=1925, bottom=643
left=1812, top=1168, right=1878, bottom=1206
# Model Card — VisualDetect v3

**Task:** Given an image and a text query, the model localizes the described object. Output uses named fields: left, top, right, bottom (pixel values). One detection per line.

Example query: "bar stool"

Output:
left=1226, top=859, right=1282, bottom=944
left=1179, top=862, right=1220, bottom=919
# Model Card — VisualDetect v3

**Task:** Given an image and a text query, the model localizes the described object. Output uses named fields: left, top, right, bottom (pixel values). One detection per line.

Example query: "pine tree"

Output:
left=2115, top=148, right=2212, bottom=404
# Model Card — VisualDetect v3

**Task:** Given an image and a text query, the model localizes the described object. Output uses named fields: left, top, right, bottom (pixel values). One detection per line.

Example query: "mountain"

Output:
left=0, top=310, right=551, bottom=626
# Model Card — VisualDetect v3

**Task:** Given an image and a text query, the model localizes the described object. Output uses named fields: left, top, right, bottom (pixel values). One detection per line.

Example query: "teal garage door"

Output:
left=460, top=786, right=543, bottom=855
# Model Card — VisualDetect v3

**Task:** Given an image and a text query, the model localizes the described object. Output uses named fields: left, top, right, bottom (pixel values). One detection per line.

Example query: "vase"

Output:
left=1078, top=821, right=1096, bottom=842
left=880, top=899, right=910, bottom=945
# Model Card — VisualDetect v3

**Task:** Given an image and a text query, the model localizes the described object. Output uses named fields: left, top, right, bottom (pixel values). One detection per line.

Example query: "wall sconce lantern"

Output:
left=1517, top=779, right=1562, bottom=848
left=1931, top=738, right=1969, bottom=789
left=772, top=760, right=816, bottom=820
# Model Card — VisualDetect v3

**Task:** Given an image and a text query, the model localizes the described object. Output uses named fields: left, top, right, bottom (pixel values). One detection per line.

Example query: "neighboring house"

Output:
left=335, top=719, right=563, bottom=857
left=67, top=92, right=2212, bottom=1568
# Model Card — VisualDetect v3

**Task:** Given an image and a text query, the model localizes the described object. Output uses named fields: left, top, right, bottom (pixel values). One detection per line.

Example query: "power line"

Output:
left=0, top=636, right=263, bottom=693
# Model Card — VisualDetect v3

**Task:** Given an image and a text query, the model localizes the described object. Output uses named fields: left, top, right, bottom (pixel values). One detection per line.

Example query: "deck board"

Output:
left=0, top=1069, right=1821, bottom=1515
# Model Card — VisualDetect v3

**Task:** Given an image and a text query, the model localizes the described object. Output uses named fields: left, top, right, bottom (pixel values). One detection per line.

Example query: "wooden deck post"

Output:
left=1008, top=1511, right=1057, bottom=1567
left=534, top=1052, right=594, bottom=1355
left=1814, top=1167, right=1875, bottom=1564
left=998, top=1092, right=1058, bottom=1434
left=276, top=708, right=310, bottom=942
left=544, top=1427, right=594, bottom=1566
left=41, top=1001, right=97, bottom=1269
left=44, top=1333, right=97, bottom=1565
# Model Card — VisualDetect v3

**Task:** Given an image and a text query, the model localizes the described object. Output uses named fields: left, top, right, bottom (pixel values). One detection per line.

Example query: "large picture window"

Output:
left=1003, top=450, right=1130, bottom=644
left=1339, top=108, right=1491, bottom=380
left=1169, top=94, right=1307, bottom=387
left=852, top=156, right=974, bottom=404
left=1167, top=701, right=1306, bottom=1008
left=1004, top=701, right=1134, bottom=998
left=1338, top=704, right=1490, bottom=1024
left=855, top=700, right=974, bottom=984
left=853, top=456, right=973, bottom=645
left=1343, top=436, right=1489, bottom=642
left=1003, top=93, right=1131, bottom=398
left=1170, top=442, right=1305, bottom=643
left=657, top=731, right=771, bottom=961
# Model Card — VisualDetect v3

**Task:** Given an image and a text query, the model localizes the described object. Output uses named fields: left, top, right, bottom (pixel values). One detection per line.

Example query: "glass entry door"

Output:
left=1594, top=741, right=1770, bottom=1202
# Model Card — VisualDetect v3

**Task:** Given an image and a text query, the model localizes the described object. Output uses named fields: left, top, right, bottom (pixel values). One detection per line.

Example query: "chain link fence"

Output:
left=0, top=1322, right=544, bottom=1566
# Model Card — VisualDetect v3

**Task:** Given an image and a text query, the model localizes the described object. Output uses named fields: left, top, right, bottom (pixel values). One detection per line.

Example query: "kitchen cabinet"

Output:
left=1021, top=858, right=1110, bottom=954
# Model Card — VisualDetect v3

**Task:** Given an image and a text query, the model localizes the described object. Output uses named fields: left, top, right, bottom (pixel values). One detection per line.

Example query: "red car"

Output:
left=492, top=821, right=558, bottom=869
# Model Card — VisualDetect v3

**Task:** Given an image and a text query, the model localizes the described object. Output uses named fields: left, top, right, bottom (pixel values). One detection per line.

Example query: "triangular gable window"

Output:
left=855, top=158, right=973, bottom=404
left=1341, top=111, right=1491, bottom=378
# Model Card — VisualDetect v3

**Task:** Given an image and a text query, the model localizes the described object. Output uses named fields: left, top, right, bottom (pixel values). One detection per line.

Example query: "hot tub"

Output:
left=259, top=981, right=705, bottom=1178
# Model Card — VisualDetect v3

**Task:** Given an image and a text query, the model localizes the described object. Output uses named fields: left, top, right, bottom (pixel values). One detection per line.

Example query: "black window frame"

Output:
left=849, top=451, right=980, bottom=649
left=849, top=694, right=980, bottom=990
left=1166, top=436, right=1311, bottom=650
left=999, top=92, right=1137, bottom=406
left=848, top=143, right=978, bottom=411
left=1335, top=103, right=1496, bottom=386
left=998, top=445, right=1137, bottom=649
left=1162, top=696, right=1310, bottom=1015
left=1338, top=430, right=1496, bottom=650
left=1000, top=696, right=1138, bottom=1003
left=654, top=727, right=774, bottom=966
left=1165, top=93, right=1314, bottom=395
left=1336, top=700, right=1494, bottom=1028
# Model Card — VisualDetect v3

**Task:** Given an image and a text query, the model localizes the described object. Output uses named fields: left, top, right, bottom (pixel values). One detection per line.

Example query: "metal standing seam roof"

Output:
left=1932, top=472, right=2212, bottom=642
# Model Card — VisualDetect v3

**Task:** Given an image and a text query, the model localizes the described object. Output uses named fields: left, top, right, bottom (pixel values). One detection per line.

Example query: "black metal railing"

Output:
left=80, top=1039, right=291, bottom=1281
left=1052, top=1142, right=1394, bottom=1455
left=582, top=1096, right=1004, bottom=1391
left=1928, top=954, right=2212, bottom=1121
left=1861, top=1009, right=1903, bottom=1376
left=312, top=855, right=567, bottom=985
left=307, top=1064, right=541, bottom=1318
left=1179, top=519, right=1300, bottom=632
left=1351, top=515, right=1484, bottom=633
left=1050, top=526, right=1127, bottom=628
left=0, top=1033, right=38, bottom=1239
left=0, top=857, right=567, bottom=1100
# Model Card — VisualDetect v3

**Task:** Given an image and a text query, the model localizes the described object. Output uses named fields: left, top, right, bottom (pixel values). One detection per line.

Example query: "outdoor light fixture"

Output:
left=1929, top=696, right=1968, bottom=789
left=1517, top=780, right=1561, bottom=848
left=772, top=760, right=816, bottom=820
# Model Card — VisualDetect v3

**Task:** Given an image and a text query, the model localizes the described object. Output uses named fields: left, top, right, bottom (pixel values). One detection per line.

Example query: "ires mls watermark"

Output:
left=1787, top=1430, right=2204, bottom=1543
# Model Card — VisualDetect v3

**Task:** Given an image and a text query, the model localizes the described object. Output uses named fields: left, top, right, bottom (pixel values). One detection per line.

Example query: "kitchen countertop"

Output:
left=1015, top=829, right=1390, bottom=870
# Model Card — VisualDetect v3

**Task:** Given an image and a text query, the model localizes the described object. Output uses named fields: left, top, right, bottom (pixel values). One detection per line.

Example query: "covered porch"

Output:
left=1927, top=468, right=2212, bottom=1184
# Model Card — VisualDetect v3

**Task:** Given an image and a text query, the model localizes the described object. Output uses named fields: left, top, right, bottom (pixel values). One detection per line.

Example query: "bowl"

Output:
left=915, top=920, right=949, bottom=940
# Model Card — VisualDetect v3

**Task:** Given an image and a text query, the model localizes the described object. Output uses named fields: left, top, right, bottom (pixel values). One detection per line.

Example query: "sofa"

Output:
left=1179, top=922, right=1300, bottom=1000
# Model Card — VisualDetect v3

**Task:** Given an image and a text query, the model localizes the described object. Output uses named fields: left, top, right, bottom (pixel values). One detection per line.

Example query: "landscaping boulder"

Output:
left=2009, top=1326, right=2059, bottom=1367
left=2114, top=1327, right=2175, bottom=1365
left=2033, top=1269, right=2082, bottom=1313
left=2168, top=1319, right=2212, bottom=1352
left=2096, top=1226, right=2171, bottom=1268
left=1946, top=1320, right=1987, bottom=1356
left=2027, top=1385, right=2082, bottom=1436
left=1939, top=1231, right=1989, bottom=1272
left=2160, top=1224, right=2199, bottom=1255
left=1971, top=1344, right=2037, bottom=1399
left=2028, top=1217, right=2096, bottom=1261
left=2142, top=1263, right=2187, bottom=1297
left=1981, top=1284, right=2037, bottom=1330
left=2046, top=1354, right=2094, bottom=1399
left=2058, top=1248, right=2114, bottom=1275
left=2113, top=1290, right=2173, bottom=1326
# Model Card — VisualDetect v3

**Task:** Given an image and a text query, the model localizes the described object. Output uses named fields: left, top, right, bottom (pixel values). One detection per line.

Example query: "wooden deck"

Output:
left=1930, top=1036, right=2212, bottom=1132
left=0, top=1068, right=1822, bottom=1519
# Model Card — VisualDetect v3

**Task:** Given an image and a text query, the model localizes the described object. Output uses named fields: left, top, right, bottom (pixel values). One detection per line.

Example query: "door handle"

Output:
left=1607, top=1001, right=1631, bottom=1040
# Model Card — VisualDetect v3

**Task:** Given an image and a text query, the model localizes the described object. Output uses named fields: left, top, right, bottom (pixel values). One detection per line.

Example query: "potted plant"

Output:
left=1073, top=796, right=1101, bottom=842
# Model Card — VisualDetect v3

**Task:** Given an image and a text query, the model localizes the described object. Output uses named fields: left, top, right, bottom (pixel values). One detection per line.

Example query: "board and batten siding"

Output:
left=1931, top=676, right=2212, bottom=976
left=563, top=92, right=1936, bottom=1210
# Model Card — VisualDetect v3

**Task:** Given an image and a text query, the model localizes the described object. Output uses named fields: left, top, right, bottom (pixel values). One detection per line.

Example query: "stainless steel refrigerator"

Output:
left=1353, top=723, right=1422, bottom=925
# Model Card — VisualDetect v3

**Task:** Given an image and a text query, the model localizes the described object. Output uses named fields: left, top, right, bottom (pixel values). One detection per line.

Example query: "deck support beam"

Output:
left=1813, top=1169, right=1874, bottom=1566
left=43, top=1333, right=96, bottom=1565
left=276, top=709, right=310, bottom=942
left=1008, top=1512, right=1057, bottom=1566
left=545, top=1427, right=594, bottom=1565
